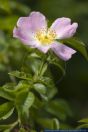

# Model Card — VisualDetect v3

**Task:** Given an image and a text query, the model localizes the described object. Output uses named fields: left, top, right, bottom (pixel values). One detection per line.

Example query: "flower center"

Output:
left=35, top=29, right=56, bottom=45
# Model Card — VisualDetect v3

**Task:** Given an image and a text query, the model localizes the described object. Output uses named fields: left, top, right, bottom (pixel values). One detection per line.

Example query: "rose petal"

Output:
left=49, top=17, right=71, bottom=37
left=17, top=17, right=31, bottom=29
left=13, top=27, right=38, bottom=47
left=29, top=11, right=47, bottom=33
left=49, top=17, right=78, bottom=39
left=13, top=26, right=51, bottom=52
left=17, top=12, right=47, bottom=32
left=51, top=41, right=76, bottom=61
left=36, top=44, right=51, bottom=53
left=13, top=12, right=47, bottom=47
left=57, top=23, right=78, bottom=39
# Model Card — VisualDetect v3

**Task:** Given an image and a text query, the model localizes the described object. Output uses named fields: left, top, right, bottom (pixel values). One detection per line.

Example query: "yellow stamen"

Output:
left=35, top=29, right=56, bottom=45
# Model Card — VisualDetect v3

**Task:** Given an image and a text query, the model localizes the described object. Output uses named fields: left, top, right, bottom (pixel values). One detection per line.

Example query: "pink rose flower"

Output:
left=13, top=11, right=78, bottom=61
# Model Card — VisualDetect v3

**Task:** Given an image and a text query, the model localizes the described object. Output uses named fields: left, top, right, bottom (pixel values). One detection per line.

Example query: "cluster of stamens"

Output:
left=34, top=28, right=56, bottom=45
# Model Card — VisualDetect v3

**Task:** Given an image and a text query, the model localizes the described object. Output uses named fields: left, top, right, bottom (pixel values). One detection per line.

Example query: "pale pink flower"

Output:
left=13, top=11, right=78, bottom=61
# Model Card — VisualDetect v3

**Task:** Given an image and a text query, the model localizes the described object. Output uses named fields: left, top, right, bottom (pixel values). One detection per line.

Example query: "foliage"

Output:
left=77, top=118, right=88, bottom=129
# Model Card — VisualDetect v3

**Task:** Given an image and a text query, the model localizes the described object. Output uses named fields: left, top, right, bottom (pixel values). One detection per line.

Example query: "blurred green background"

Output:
left=0, top=0, right=88, bottom=128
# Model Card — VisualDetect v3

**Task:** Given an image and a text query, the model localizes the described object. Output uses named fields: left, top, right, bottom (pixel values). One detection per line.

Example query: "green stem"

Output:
left=8, top=66, right=16, bottom=83
left=38, top=55, right=47, bottom=76
left=33, top=54, right=48, bottom=82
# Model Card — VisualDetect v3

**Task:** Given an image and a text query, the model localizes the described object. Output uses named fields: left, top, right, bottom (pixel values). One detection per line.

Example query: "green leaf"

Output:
left=45, top=99, right=72, bottom=121
left=33, top=83, right=46, bottom=94
left=0, top=102, right=14, bottom=120
left=53, top=118, right=60, bottom=129
left=15, top=91, right=35, bottom=121
left=9, top=71, right=32, bottom=81
left=37, top=118, right=59, bottom=129
left=22, top=92, right=35, bottom=112
left=79, top=118, right=88, bottom=123
left=0, top=86, right=15, bottom=101
left=60, top=123, right=73, bottom=129
left=77, top=124, right=88, bottom=129
left=2, top=83, right=16, bottom=91
left=0, top=125, right=11, bottom=131
left=27, top=57, right=41, bottom=74
left=2, top=107, right=14, bottom=120
left=0, top=121, right=18, bottom=131
left=19, top=128, right=27, bottom=132
left=29, top=52, right=41, bottom=59
left=15, top=81, right=31, bottom=92
left=61, top=37, right=88, bottom=60
left=33, top=97, right=45, bottom=109
left=39, top=76, right=57, bottom=99
left=16, top=91, right=35, bottom=110
left=4, top=129, right=11, bottom=132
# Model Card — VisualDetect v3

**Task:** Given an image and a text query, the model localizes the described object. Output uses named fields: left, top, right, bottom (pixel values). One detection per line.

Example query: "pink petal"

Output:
left=17, top=12, right=47, bottom=33
left=49, top=17, right=78, bottom=39
left=51, top=41, right=76, bottom=61
left=13, top=12, right=47, bottom=47
left=29, top=11, right=47, bottom=33
left=49, top=18, right=71, bottom=37
left=13, top=26, right=51, bottom=52
left=13, top=27, right=38, bottom=47
left=36, top=44, right=51, bottom=53
left=17, top=17, right=31, bottom=29
left=57, top=23, right=78, bottom=39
